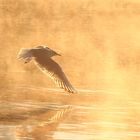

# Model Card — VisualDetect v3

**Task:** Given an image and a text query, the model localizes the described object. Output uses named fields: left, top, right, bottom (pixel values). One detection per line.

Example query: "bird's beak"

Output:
left=57, top=53, right=61, bottom=56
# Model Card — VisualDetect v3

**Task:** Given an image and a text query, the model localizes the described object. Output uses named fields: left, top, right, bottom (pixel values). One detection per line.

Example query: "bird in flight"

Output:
left=17, top=46, right=77, bottom=93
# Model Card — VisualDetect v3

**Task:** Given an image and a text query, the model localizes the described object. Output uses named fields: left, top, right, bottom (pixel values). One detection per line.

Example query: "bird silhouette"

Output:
left=17, top=46, right=77, bottom=93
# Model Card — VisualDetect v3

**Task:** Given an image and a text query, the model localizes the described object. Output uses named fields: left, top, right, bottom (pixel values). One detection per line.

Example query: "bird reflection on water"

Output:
left=0, top=89, right=74, bottom=139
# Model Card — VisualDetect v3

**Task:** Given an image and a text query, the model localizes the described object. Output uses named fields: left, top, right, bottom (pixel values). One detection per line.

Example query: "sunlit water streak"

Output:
left=11, top=84, right=119, bottom=94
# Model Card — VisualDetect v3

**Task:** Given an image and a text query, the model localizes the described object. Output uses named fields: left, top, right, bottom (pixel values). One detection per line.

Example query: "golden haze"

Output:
left=0, top=0, right=140, bottom=140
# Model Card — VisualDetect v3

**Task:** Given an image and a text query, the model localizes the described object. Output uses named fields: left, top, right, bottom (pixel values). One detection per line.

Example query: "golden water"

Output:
left=0, top=83, right=139, bottom=140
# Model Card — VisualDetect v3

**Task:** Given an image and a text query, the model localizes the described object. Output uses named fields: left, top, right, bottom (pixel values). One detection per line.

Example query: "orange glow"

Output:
left=0, top=0, right=140, bottom=139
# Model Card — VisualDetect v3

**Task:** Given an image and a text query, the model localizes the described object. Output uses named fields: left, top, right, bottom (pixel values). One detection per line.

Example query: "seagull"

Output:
left=17, top=46, right=77, bottom=93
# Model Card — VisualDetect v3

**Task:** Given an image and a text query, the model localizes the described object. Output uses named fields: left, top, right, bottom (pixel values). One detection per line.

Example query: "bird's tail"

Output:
left=17, top=48, right=32, bottom=63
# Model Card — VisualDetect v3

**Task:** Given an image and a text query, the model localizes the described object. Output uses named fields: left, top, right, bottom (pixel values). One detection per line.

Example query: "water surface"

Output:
left=0, top=84, right=140, bottom=140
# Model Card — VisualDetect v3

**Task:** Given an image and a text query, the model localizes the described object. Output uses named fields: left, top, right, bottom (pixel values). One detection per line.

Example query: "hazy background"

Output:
left=0, top=0, right=140, bottom=139
left=0, top=0, right=140, bottom=91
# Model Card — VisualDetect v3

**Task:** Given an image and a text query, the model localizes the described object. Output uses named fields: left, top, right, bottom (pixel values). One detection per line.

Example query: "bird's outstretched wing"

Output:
left=34, top=58, right=77, bottom=93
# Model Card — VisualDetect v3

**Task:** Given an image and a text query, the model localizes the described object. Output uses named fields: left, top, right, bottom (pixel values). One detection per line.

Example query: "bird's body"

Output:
left=17, top=46, right=76, bottom=93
